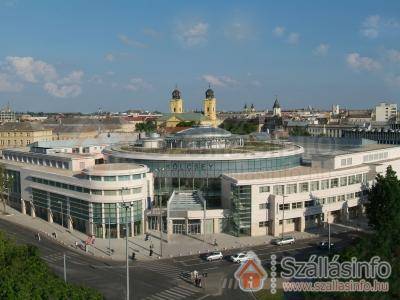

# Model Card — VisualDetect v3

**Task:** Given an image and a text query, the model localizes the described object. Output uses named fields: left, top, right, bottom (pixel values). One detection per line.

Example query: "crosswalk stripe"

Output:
left=228, top=279, right=233, bottom=289
left=159, top=290, right=185, bottom=299
left=148, top=295, right=168, bottom=300
left=171, top=287, right=194, bottom=296
left=222, top=278, right=227, bottom=289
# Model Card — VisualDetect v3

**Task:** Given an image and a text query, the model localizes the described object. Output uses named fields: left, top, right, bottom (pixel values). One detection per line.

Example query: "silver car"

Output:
left=206, top=251, right=223, bottom=261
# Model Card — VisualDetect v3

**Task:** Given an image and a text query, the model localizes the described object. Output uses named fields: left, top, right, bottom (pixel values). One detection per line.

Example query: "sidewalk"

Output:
left=0, top=206, right=365, bottom=262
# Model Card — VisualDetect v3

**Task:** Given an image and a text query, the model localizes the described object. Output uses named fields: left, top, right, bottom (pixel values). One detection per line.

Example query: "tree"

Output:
left=176, top=121, right=196, bottom=127
left=135, top=120, right=156, bottom=133
left=288, top=127, right=310, bottom=136
left=0, top=164, right=12, bottom=215
left=0, top=231, right=103, bottom=299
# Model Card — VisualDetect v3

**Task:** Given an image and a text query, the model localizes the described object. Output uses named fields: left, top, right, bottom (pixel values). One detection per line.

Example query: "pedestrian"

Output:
left=198, top=278, right=202, bottom=288
left=74, top=241, right=78, bottom=249
left=149, top=249, right=153, bottom=256
left=213, top=238, right=217, bottom=246
left=37, top=233, right=41, bottom=241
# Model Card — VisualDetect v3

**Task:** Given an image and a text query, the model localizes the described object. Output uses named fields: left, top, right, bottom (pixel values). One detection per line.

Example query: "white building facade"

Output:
left=221, top=144, right=400, bottom=237
left=1, top=145, right=153, bottom=239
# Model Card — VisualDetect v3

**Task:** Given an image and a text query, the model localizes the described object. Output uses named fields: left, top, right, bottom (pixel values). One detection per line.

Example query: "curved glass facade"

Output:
left=108, top=153, right=302, bottom=208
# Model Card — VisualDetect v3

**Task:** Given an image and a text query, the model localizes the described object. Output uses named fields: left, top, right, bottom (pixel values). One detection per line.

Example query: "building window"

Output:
left=259, top=221, right=268, bottom=228
left=259, top=186, right=270, bottom=193
left=310, top=181, right=319, bottom=191
left=273, top=185, right=284, bottom=195
left=321, top=179, right=329, bottom=190
left=348, top=175, right=356, bottom=185
left=304, top=200, right=314, bottom=207
left=286, top=184, right=297, bottom=194
left=299, top=182, right=309, bottom=193
left=104, top=190, right=117, bottom=196
left=279, top=203, right=290, bottom=210
left=118, top=175, right=130, bottom=181
left=355, top=174, right=362, bottom=184
left=346, top=193, right=355, bottom=200
left=340, top=177, right=347, bottom=186
left=91, top=176, right=102, bottom=181
left=292, top=202, right=303, bottom=209
left=327, top=196, right=336, bottom=204
left=104, top=176, right=116, bottom=182
left=315, top=198, right=325, bottom=205
left=330, top=178, right=339, bottom=188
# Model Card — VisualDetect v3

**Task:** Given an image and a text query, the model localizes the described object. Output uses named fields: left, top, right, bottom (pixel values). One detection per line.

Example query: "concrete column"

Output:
left=21, top=199, right=26, bottom=215
left=185, top=217, right=189, bottom=235
left=200, top=219, right=204, bottom=234
left=213, top=219, right=219, bottom=234
left=342, top=206, right=349, bottom=222
left=298, top=216, right=305, bottom=232
left=271, top=219, right=280, bottom=237
left=130, top=205, right=134, bottom=237
left=30, top=204, right=36, bottom=218
left=68, top=217, right=73, bottom=231
left=167, top=219, right=173, bottom=236
left=48, top=209, right=53, bottom=223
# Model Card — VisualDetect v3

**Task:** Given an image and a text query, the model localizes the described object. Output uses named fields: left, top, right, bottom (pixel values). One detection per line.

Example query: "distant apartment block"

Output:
left=373, top=102, right=397, bottom=122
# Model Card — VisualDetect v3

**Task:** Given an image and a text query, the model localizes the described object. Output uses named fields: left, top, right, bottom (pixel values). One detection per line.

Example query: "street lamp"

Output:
left=121, top=187, right=133, bottom=300
left=154, top=168, right=165, bottom=257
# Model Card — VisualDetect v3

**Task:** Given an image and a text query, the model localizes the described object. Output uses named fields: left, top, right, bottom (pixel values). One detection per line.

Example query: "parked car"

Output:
left=272, top=236, right=295, bottom=246
left=205, top=251, right=223, bottom=261
left=318, top=241, right=335, bottom=250
left=230, top=252, right=249, bottom=263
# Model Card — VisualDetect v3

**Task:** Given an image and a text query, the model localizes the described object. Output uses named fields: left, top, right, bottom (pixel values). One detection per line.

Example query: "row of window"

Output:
left=340, top=157, right=352, bottom=167
left=277, top=191, right=366, bottom=211
left=0, top=132, right=32, bottom=137
left=258, top=173, right=368, bottom=195
left=4, top=152, right=70, bottom=170
left=31, top=177, right=143, bottom=196
left=84, top=174, right=144, bottom=181
left=363, top=152, right=388, bottom=163
left=258, top=214, right=323, bottom=228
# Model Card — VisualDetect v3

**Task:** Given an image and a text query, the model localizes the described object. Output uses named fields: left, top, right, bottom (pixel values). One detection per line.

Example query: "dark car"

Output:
left=318, top=241, right=335, bottom=250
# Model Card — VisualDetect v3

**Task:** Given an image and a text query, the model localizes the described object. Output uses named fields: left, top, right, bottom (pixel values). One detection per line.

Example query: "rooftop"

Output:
left=86, top=163, right=145, bottom=172
left=172, top=126, right=232, bottom=138
left=0, top=122, right=48, bottom=132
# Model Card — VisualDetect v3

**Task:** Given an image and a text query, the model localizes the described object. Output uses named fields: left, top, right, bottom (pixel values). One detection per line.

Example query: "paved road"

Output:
left=0, top=218, right=364, bottom=300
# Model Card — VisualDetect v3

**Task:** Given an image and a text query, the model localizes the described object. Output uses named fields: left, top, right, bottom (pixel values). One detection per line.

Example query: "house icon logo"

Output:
left=234, top=251, right=267, bottom=292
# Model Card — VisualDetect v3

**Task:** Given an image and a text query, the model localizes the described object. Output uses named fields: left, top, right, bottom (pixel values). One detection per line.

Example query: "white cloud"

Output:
left=125, top=78, right=152, bottom=91
left=346, top=52, right=381, bottom=71
left=313, top=43, right=330, bottom=56
left=88, top=75, right=103, bottom=84
left=176, top=22, right=209, bottom=47
left=105, top=53, right=115, bottom=62
left=118, top=34, right=148, bottom=48
left=250, top=80, right=262, bottom=87
left=225, top=22, right=252, bottom=41
left=58, top=70, right=83, bottom=85
left=361, top=15, right=380, bottom=38
left=361, top=15, right=400, bottom=39
left=6, top=56, right=57, bottom=83
left=273, top=26, right=285, bottom=37
left=0, top=73, right=23, bottom=92
left=287, top=32, right=300, bottom=44
left=44, top=82, right=81, bottom=98
left=201, top=74, right=238, bottom=87
left=387, top=49, right=400, bottom=63
left=385, top=74, right=400, bottom=87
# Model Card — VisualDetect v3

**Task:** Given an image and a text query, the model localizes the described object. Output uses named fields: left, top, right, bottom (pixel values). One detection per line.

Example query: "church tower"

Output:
left=169, top=87, right=183, bottom=113
left=273, top=96, right=281, bottom=117
left=203, top=86, right=217, bottom=125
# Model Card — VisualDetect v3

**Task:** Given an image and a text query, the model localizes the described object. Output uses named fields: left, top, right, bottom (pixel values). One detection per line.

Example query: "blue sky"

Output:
left=0, top=0, right=399, bottom=112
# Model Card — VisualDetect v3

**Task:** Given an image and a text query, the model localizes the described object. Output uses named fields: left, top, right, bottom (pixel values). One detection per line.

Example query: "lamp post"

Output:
left=58, top=201, right=64, bottom=228
left=121, top=187, right=133, bottom=300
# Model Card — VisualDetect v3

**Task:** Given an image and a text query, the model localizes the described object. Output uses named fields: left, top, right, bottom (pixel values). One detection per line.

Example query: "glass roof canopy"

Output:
left=165, top=126, right=244, bottom=150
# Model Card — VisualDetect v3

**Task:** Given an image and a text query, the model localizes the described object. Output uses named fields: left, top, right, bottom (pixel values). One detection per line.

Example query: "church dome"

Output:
left=172, top=88, right=181, bottom=100
left=205, top=88, right=214, bottom=99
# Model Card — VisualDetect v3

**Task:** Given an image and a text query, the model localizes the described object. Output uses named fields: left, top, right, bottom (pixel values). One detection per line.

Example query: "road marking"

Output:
left=228, top=278, right=233, bottom=289
left=221, top=278, right=227, bottom=289
left=143, top=285, right=199, bottom=300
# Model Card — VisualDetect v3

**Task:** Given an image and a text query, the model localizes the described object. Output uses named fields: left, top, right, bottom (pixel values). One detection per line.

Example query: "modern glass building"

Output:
left=105, top=126, right=303, bottom=208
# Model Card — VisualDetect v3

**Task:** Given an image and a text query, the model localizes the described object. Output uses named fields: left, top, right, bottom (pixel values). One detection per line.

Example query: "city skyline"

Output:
left=0, top=0, right=399, bottom=112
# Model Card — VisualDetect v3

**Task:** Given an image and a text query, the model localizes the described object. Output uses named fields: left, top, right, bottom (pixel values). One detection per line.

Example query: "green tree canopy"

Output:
left=0, top=231, right=102, bottom=299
